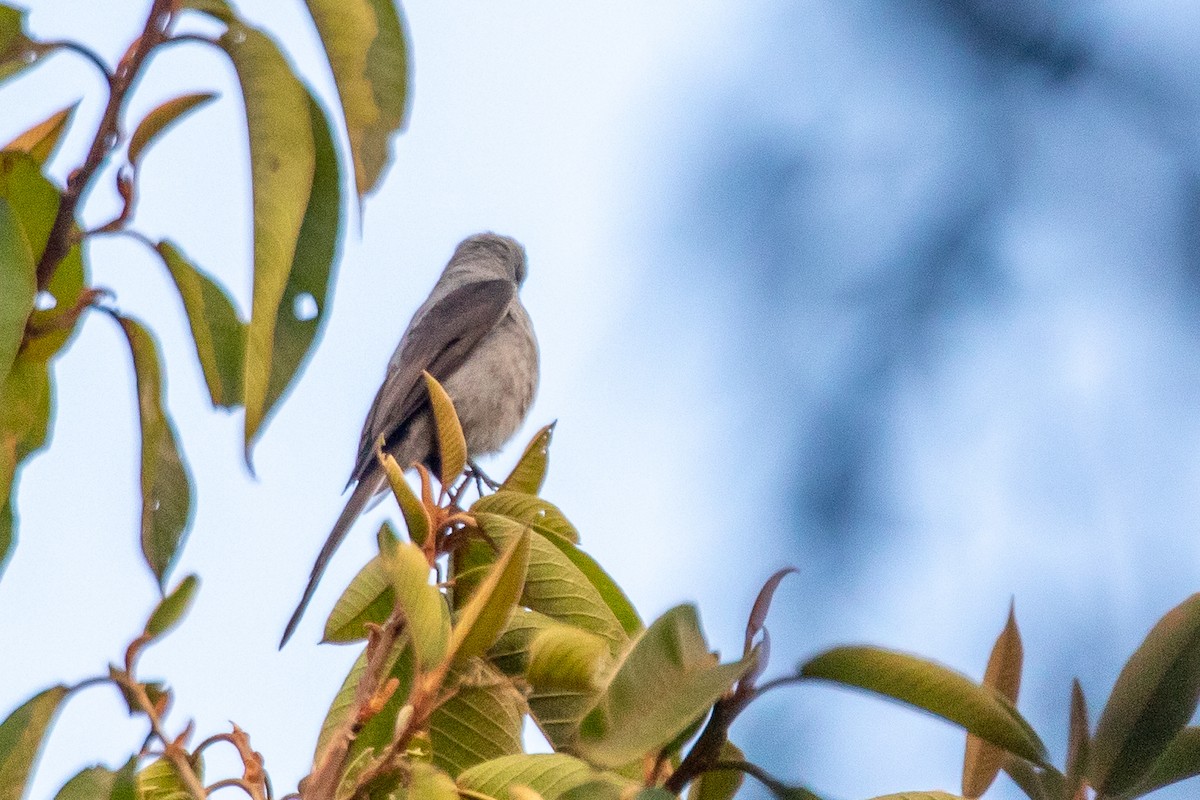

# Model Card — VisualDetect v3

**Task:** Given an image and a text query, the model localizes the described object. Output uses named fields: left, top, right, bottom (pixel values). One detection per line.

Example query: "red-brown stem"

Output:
left=35, top=0, right=175, bottom=291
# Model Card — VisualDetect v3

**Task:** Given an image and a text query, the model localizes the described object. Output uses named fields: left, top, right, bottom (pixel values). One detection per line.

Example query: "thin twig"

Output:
left=41, top=39, right=114, bottom=82
left=752, top=674, right=804, bottom=697
left=35, top=0, right=176, bottom=291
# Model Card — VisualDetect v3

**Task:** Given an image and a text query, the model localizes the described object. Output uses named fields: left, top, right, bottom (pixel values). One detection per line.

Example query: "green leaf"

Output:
left=526, top=624, right=611, bottom=691
left=54, top=758, right=136, bottom=800
left=0, top=198, right=35, bottom=395
left=1000, top=756, right=1055, bottom=800
left=155, top=240, right=245, bottom=408
left=447, top=528, right=531, bottom=665
left=384, top=540, right=450, bottom=669
left=322, top=555, right=393, bottom=643
left=428, top=664, right=524, bottom=777
left=687, top=741, right=745, bottom=800
left=485, top=609, right=601, bottom=750
left=0, top=6, right=48, bottom=88
left=3, top=102, right=77, bottom=166
left=576, top=604, right=755, bottom=769
left=0, top=349, right=49, bottom=577
left=472, top=514, right=630, bottom=647
left=144, top=574, right=200, bottom=640
left=1090, top=593, right=1200, bottom=797
left=114, top=315, right=194, bottom=587
left=501, top=423, right=554, bottom=495
left=799, top=645, right=1050, bottom=768
left=1130, top=726, right=1200, bottom=796
left=472, top=493, right=641, bottom=636
left=423, top=371, right=467, bottom=486
left=407, top=762, right=460, bottom=800
left=457, top=754, right=618, bottom=800
left=473, top=491, right=579, bottom=544
left=302, top=0, right=409, bottom=198
left=260, top=92, right=341, bottom=435
left=136, top=757, right=203, bottom=800
left=218, top=20, right=317, bottom=458
left=488, top=608, right=558, bottom=676
left=962, top=603, right=1023, bottom=798
left=558, top=782, right=626, bottom=800
left=0, top=152, right=58, bottom=269
left=128, top=93, right=217, bottom=167
left=23, top=242, right=85, bottom=362
left=179, top=0, right=237, bottom=24
left=380, top=449, right=430, bottom=546
left=0, top=685, right=69, bottom=800
left=0, top=234, right=83, bottom=577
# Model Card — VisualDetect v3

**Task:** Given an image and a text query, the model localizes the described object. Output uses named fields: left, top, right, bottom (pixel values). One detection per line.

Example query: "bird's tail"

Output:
left=279, top=474, right=382, bottom=648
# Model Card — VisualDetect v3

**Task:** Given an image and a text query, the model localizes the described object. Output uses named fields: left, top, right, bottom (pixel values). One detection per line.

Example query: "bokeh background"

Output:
left=3, top=1, right=1200, bottom=798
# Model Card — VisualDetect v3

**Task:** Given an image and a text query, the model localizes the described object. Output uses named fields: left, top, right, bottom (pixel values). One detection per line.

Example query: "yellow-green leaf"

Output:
left=144, top=574, right=200, bottom=640
left=380, top=449, right=430, bottom=546
left=457, top=754, right=615, bottom=800
left=408, top=762, right=459, bottom=800
left=526, top=624, right=610, bottom=691
left=3, top=102, right=77, bottom=165
left=53, top=759, right=136, bottom=800
left=1130, top=726, right=1200, bottom=796
left=470, top=514, right=628, bottom=648
left=428, top=664, right=524, bottom=777
left=128, top=92, right=217, bottom=167
left=155, top=241, right=244, bottom=408
left=1091, top=593, right=1200, bottom=797
left=136, top=756, right=204, bottom=800
left=799, top=646, right=1049, bottom=768
left=446, top=528, right=530, bottom=665
left=114, top=315, right=194, bottom=587
left=0, top=198, right=35, bottom=394
left=260, top=92, right=342, bottom=432
left=0, top=685, right=70, bottom=800
left=322, top=552, right=393, bottom=643
left=422, top=371, right=466, bottom=486
left=219, top=20, right=316, bottom=458
left=501, top=423, right=554, bottom=495
left=302, top=0, right=409, bottom=198
left=472, top=491, right=579, bottom=544
left=576, top=605, right=756, bottom=769
left=687, top=741, right=745, bottom=800
left=384, top=540, right=449, bottom=669
left=962, top=603, right=1023, bottom=798
left=0, top=6, right=49, bottom=88
left=0, top=237, right=84, bottom=575
left=178, top=0, right=236, bottom=24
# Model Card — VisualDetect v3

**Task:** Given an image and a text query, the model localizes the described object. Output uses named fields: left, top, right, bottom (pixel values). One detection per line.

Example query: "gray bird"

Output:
left=280, top=232, right=539, bottom=647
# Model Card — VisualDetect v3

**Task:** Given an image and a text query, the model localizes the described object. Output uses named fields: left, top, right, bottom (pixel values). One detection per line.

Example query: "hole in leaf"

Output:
left=35, top=291, right=56, bottom=311
left=293, top=292, right=319, bottom=322
left=229, top=29, right=246, bottom=45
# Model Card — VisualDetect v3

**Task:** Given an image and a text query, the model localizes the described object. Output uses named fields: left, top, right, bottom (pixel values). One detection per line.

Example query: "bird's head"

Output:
left=453, top=232, right=528, bottom=286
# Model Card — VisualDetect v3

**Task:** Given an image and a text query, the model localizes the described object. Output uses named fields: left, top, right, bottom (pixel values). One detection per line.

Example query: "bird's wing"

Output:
left=349, top=277, right=516, bottom=482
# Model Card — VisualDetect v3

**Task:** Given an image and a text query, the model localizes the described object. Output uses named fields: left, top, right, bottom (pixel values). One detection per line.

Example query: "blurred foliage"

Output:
left=4, top=2, right=1200, bottom=800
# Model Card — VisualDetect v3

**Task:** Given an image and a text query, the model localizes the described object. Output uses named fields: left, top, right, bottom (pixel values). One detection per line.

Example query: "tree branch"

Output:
left=35, top=0, right=175, bottom=291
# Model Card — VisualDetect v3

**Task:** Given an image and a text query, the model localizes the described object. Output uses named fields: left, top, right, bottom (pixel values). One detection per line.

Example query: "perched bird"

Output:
left=280, top=232, right=539, bottom=647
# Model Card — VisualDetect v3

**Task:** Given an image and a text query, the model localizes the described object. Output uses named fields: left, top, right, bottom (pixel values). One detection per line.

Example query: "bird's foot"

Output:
left=466, top=459, right=502, bottom=494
